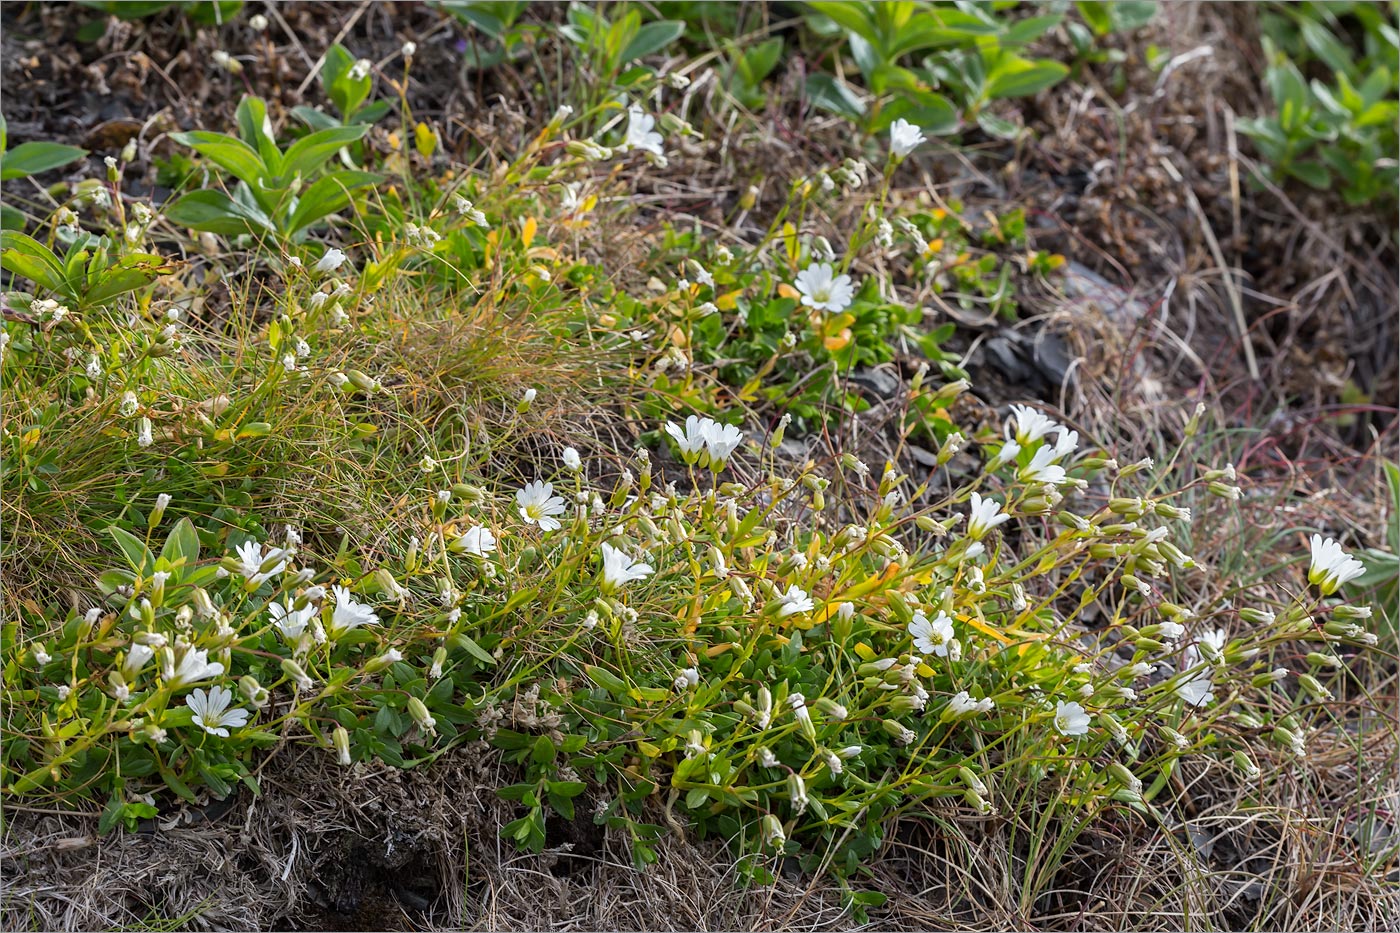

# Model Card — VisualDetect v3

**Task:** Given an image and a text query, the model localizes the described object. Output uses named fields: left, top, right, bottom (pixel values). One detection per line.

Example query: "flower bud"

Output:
left=1305, top=651, right=1341, bottom=670
left=1250, top=669, right=1289, bottom=689
left=1297, top=672, right=1332, bottom=701
left=281, top=658, right=314, bottom=691
left=407, top=696, right=437, bottom=734
left=1107, top=761, right=1142, bottom=793
left=957, top=766, right=988, bottom=796
left=1238, top=607, right=1276, bottom=625
left=786, top=772, right=809, bottom=815
left=239, top=675, right=270, bottom=708
left=1231, top=750, right=1259, bottom=779
left=1207, top=482, right=1241, bottom=500
left=1332, top=604, right=1373, bottom=621
left=761, top=814, right=786, bottom=847
left=365, top=648, right=403, bottom=674
left=333, top=726, right=352, bottom=766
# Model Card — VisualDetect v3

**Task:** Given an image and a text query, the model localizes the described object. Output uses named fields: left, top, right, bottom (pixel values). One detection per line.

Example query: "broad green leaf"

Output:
left=82, top=253, right=176, bottom=306
left=108, top=525, right=154, bottom=575
left=159, top=517, right=200, bottom=568
left=0, top=231, right=66, bottom=291
left=286, top=170, right=380, bottom=235
left=165, top=189, right=275, bottom=236
left=280, top=126, right=371, bottom=185
left=620, top=20, right=684, bottom=64
left=805, top=73, right=866, bottom=120
left=0, top=141, right=89, bottom=181
left=235, top=96, right=283, bottom=177
left=985, top=58, right=1069, bottom=100
left=168, top=131, right=267, bottom=188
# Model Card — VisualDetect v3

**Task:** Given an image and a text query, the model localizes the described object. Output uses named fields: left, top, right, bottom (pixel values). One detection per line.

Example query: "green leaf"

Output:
left=584, top=664, right=628, bottom=695
left=450, top=633, right=497, bottom=666
left=165, top=189, right=275, bottom=236
left=531, top=734, right=556, bottom=765
left=167, top=131, right=266, bottom=187
left=805, top=73, right=866, bottom=120
left=735, top=38, right=784, bottom=87
left=985, top=57, right=1069, bottom=100
left=159, top=517, right=200, bottom=568
left=0, top=231, right=67, bottom=292
left=620, top=20, right=684, bottom=63
left=280, top=125, right=370, bottom=183
left=1, top=203, right=25, bottom=231
left=235, top=96, right=283, bottom=177
left=82, top=253, right=176, bottom=306
left=0, top=141, right=89, bottom=181
left=108, top=525, right=155, bottom=575
left=285, top=170, right=380, bottom=235
left=1288, top=160, right=1332, bottom=189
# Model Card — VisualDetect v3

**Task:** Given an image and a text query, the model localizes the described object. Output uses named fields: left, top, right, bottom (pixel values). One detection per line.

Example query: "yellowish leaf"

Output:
left=521, top=216, right=537, bottom=248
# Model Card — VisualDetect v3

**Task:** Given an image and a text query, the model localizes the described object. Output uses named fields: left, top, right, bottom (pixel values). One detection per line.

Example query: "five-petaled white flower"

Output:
left=600, top=542, right=654, bottom=594
left=314, top=248, right=347, bottom=274
left=1007, top=404, right=1059, bottom=446
left=186, top=685, right=250, bottom=737
left=909, top=610, right=955, bottom=657
left=704, top=421, right=744, bottom=469
left=562, top=447, right=582, bottom=472
left=1054, top=700, right=1091, bottom=736
left=966, top=491, right=1010, bottom=540
left=772, top=584, right=815, bottom=618
left=794, top=262, right=855, bottom=313
left=516, top=480, right=566, bottom=532
left=164, top=647, right=225, bottom=688
left=625, top=104, right=664, bottom=157
left=1018, top=446, right=1067, bottom=486
left=946, top=690, right=995, bottom=716
left=329, top=585, right=379, bottom=637
left=452, top=525, right=497, bottom=558
left=665, top=416, right=711, bottom=465
left=889, top=118, right=926, bottom=158
left=269, top=600, right=316, bottom=641
left=1308, top=534, right=1365, bottom=596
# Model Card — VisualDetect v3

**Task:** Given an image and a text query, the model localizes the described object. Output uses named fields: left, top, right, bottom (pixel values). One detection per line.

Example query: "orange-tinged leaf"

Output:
left=955, top=610, right=1010, bottom=644
left=925, top=238, right=944, bottom=256
left=854, top=642, right=877, bottom=661
left=521, top=216, right=537, bottom=248
left=777, top=283, right=800, bottom=300
left=823, top=328, right=852, bottom=352
left=715, top=289, right=742, bottom=311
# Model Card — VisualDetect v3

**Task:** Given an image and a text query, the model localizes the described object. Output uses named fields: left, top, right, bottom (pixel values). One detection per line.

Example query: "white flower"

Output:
left=757, top=746, right=780, bottom=768
left=1175, top=667, right=1214, bottom=707
left=137, top=417, right=154, bottom=448
left=154, top=493, right=171, bottom=511
left=185, top=685, right=250, bottom=737
left=562, top=447, right=582, bottom=472
left=452, top=525, right=497, bottom=558
left=269, top=600, right=316, bottom=641
left=625, top=104, right=664, bottom=157
left=401, top=40, right=416, bottom=57
left=516, top=480, right=566, bottom=531
left=664, top=416, right=710, bottom=464
left=1051, top=429, right=1079, bottom=461
left=314, top=248, right=347, bottom=274
left=673, top=667, right=700, bottom=691
left=772, top=584, right=814, bottom=618
left=600, top=542, right=654, bottom=594
left=946, top=690, right=994, bottom=716
left=348, top=58, right=371, bottom=81
left=329, top=585, right=380, bottom=637
left=1018, top=446, right=1067, bottom=485
left=821, top=748, right=844, bottom=775
left=909, top=610, right=954, bottom=657
left=704, top=421, right=744, bottom=469
left=1157, top=620, right=1185, bottom=640
left=889, top=118, right=926, bottom=158
left=164, top=647, right=225, bottom=688
left=1007, top=405, right=1059, bottom=446
left=234, top=540, right=286, bottom=586
left=793, top=262, right=854, bottom=313
left=989, top=439, right=1021, bottom=469
left=966, top=492, right=1010, bottom=540
left=1308, top=535, right=1365, bottom=596
left=1053, top=700, right=1091, bottom=736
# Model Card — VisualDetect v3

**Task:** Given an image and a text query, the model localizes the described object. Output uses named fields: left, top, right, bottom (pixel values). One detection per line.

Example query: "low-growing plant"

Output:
left=0, top=115, right=90, bottom=231
left=1237, top=0, right=1399, bottom=210
left=165, top=96, right=380, bottom=242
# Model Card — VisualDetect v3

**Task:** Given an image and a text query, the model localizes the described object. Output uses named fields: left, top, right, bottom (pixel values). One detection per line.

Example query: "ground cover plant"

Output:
left=1, top=2, right=1397, bottom=931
